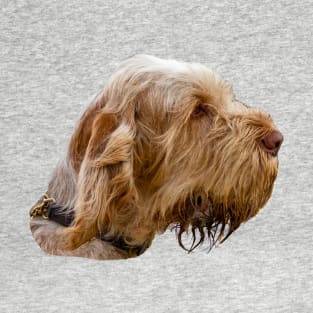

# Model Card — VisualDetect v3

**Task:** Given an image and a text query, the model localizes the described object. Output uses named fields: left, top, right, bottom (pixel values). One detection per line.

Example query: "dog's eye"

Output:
left=192, top=103, right=207, bottom=118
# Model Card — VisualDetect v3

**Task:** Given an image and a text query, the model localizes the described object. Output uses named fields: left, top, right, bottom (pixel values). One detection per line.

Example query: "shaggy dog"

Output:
left=30, top=55, right=283, bottom=259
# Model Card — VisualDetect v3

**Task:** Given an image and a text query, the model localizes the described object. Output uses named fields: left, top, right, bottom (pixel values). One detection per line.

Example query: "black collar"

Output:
left=30, top=194, right=151, bottom=257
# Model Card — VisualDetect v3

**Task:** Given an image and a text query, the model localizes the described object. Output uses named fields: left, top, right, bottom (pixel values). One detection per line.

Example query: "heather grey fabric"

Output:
left=1, top=1, right=312, bottom=312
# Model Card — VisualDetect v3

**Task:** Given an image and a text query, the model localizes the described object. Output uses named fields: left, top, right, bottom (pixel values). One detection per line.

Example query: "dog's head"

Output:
left=65, top=55, right=283, bottom=253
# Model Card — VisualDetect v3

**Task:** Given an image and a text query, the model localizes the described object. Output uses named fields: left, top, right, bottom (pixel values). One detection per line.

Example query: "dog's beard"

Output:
left=172, top=144, right=279, bottom=253
left=173, top=189, right=273, bottom=253
left=173, top=197, right=239, bottom=253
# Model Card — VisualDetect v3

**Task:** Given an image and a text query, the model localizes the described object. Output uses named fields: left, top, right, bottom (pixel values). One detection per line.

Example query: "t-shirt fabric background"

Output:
left=1, top=1, right=312, bottom=312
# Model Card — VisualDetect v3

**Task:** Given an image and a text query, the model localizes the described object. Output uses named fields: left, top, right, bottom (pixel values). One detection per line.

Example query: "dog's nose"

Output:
left=260, top=130, right=283, bottom=156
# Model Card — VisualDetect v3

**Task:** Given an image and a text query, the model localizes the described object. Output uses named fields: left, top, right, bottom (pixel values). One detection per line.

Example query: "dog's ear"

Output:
left=68, top=94, right=107, bottom=173
left=63, top=110, right=138, bottom=250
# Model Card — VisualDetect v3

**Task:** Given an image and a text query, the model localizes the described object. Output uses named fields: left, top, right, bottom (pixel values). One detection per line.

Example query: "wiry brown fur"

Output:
left=30, top=55, right=282, bottom=259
